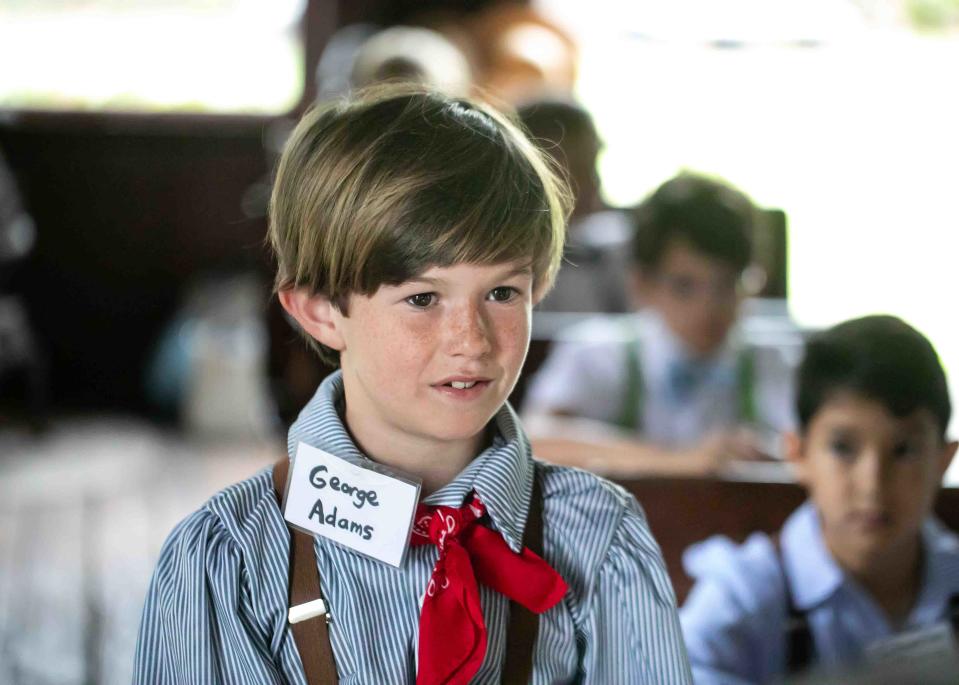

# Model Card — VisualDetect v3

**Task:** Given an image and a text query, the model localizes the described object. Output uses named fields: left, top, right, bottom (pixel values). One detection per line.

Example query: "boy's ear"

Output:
left=938, top=440, right=958, bottom=479
left=277, top=288, right=346, bottom=352
left=783, top=431, right=809, bottom=484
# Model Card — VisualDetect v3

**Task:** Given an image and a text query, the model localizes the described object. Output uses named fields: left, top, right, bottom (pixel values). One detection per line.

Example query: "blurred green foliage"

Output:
left=907, top=0, right=959, bottom=29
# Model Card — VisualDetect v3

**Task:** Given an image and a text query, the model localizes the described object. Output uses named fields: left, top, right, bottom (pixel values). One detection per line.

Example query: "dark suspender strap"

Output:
left=772, top=534, right=814, bottom=674
left=272, top=459, right=338, bottom=684
left=948, top=594, right=959, bottom=635
left=501, top=469, right=545, bottom=683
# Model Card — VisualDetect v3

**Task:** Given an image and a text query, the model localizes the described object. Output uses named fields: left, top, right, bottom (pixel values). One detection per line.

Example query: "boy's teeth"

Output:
left=450, top=381, right=477, bottom=389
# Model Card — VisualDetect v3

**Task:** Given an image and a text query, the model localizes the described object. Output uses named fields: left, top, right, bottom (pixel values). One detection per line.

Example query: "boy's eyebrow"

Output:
left=403, top=275, right=443, bottom=287
left=494, top=264, right=534, bottom=279
left=403, top=265, right=534, bottom=287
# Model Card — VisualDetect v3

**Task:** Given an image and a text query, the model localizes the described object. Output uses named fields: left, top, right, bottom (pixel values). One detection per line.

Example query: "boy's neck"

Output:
left=341, top=401, right=488, bottom=497
left=833, top=533, right=923, bottom=628
left=648, top=309, right=728, bottom=363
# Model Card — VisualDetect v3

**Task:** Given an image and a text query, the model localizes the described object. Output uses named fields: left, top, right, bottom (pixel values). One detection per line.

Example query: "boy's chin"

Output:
left=837, top=528, right=915, bottom=571
left=422, top=413, right=499, bottom=444
left=685, top=333, right=727, bottom=358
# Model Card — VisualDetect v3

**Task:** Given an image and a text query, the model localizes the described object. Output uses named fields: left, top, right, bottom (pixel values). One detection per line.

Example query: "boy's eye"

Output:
left=488, top=286, right=518, bottom=302
left=406, top=293, right=436, bottom=308
left=892, top=440, right=921, bottom=460
left=665, top=276, right=695, bottom=300
left=830, top=439, right=857, bottom=461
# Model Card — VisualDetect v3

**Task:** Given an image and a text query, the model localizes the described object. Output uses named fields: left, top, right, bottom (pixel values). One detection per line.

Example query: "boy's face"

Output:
left=637, top=239, right=741, bottom=357
left=326, top=261, right=535, bottom=458
left=786, top=393, right=957, bottom=575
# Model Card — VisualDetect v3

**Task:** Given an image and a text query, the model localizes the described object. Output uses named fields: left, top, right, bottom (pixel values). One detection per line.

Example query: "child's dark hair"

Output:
left=516, top=98, right=597, bottom=148
left=631, top=173, right=754, bottom=273
left=797, top=315, right=951, bottom=437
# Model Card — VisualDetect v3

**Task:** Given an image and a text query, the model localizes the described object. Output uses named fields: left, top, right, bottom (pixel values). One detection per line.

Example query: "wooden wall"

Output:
left=0, top=114, right=273, bottom=414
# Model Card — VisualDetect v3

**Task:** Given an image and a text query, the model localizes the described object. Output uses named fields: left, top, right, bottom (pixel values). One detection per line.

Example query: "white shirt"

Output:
left=523, top=311, right=796, bottom=449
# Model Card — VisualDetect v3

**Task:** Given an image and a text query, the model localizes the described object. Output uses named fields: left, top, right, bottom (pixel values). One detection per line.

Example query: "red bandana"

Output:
left=409, top=493, right=568, bottom=685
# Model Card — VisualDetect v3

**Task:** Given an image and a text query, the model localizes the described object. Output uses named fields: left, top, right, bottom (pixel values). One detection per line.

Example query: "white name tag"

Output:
left=282, top=442, right=422, bottom=567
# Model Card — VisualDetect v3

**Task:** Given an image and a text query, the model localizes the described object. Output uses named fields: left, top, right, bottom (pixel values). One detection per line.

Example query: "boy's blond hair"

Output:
left=269, top=83, right=571, bottom=364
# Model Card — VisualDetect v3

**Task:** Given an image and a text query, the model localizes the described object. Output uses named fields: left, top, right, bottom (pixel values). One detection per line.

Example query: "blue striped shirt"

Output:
left=134, top=371, right=692, bottom=683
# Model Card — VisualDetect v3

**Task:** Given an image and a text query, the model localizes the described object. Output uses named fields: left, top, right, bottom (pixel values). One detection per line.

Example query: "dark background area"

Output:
left=0, top=115, right=270, bottom=413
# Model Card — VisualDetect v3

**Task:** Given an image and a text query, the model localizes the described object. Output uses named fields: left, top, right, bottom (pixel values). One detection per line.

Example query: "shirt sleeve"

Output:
left=580, top=496, right=693, bottom=684
left=679, top=536, right=784, bottom=685
left=133, top=509, right=295, bottom=685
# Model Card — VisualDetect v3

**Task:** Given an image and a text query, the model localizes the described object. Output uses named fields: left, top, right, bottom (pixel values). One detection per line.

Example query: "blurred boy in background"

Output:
left=681, top=315, right=959, bottom=683
left=518, top=98, right=633, bottom=314
left=523, top=173, right=795, bottom=477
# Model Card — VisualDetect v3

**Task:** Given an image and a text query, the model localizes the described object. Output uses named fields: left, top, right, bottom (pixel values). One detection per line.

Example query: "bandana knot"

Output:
left=416, top=500, right=485, bottom=552
left=409, top=493, right=567, bottom=685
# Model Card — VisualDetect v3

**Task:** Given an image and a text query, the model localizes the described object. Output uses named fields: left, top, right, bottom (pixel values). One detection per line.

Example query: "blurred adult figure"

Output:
left=518, top=98, right=632, bottom=313
left=467, top=3, right=578, bottom=105
left=0, top=149, right=43, bottom=423
left=315, top=23, right=472, bottom=101
left=0, top=151, right=34, bottom=267
left=350, top=25, right=472, bottom=96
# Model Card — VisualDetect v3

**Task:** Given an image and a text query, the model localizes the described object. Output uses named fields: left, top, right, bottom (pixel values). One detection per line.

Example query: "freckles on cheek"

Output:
left=384, top=319, right=433, bottom=380
left=496, top=314, right=530, bottom=359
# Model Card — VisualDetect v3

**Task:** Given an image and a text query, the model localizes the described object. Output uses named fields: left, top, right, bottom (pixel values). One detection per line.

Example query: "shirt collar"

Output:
left=909, top=517, right=959, bottom=625
left=782, top=501, right=959, bottom=618
left=287, top=370, right=534, bottom=554
left=781, top=501, right=845, bottom=611
left=638, top=310, right=739, bottom=392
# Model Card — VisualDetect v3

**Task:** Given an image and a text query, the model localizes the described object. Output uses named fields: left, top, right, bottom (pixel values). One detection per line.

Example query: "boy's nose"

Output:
left=857, top=450, right=891, bottom=499
left=445, top=304, right=493, bottom=357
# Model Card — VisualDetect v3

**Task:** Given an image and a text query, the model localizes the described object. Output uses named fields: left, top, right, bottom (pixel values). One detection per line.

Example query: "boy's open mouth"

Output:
left=432, top=378, right=492, bottom=395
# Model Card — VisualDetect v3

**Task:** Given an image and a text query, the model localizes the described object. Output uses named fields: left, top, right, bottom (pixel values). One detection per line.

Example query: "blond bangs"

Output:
left=268, top=84, right=570, bottom=362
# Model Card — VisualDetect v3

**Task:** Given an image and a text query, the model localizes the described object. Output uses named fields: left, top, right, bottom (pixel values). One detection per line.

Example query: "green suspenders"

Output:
left=616, top=333, right=645, bottom=431
left=616, top=326, right=758, bottom=432
left=736, top=346, right=757, bottom=425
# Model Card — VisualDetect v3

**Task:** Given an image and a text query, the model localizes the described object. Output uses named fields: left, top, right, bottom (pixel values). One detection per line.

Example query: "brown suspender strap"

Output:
left=501, top=469, right=545, bottom=684
left=272, top=459, right=339, bottom=684
left=273, top=458, right=545, bottom=685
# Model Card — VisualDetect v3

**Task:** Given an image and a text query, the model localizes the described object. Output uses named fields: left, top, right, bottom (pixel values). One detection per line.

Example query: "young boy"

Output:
left=134, top=84, right=691, bottom=683
left=522, top=173, right=796, bottom=477
left=681, top=315, right=959, bottom=683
